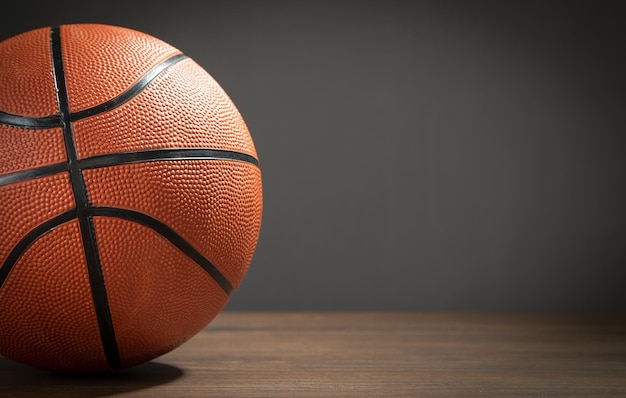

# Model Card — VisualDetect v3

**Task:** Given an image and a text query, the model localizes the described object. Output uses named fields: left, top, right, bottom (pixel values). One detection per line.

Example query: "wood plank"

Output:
left=0, top=312, right=625, bottom=397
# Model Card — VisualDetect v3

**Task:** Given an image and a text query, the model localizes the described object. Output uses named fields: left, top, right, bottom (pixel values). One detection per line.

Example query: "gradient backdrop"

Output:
left=1, top=1, right=624, bottom=312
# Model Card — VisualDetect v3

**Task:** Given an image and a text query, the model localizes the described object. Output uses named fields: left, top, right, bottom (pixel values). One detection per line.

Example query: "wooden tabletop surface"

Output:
left=1, top=312, right=625, bottom=397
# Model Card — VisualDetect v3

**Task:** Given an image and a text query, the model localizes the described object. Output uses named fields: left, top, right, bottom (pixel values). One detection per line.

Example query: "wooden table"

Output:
left=1, top=312, right=625, bottom=397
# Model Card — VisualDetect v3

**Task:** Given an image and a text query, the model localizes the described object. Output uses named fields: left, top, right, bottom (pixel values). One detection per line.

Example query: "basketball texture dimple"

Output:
left=0, top=23, right=262, bottom=373
left=0, top=27, right=58, bottom=117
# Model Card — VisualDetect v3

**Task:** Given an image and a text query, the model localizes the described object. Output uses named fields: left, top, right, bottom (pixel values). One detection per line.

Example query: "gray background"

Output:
left=2, top=1, right=625, bottom=312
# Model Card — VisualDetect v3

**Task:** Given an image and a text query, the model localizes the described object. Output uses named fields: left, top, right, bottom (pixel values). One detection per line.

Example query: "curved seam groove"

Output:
left=0, top=148, right=259, bottom=189
left=0, top=112, right=61, bottom=129
left=0, top=210, right=76, bottom=290
left=86, top=206, right=234, bottom=295
left=0, top=163, right=69, bottom=187
left=79, top=148, right=259, bottom=170
left=70, top=54, right=188, bottom=122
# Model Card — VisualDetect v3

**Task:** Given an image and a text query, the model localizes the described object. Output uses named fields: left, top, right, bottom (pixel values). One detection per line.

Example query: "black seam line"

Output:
left=50, top=26, right=122, bottom=370
left=0, top=112, right=61, bottom=129
left=0, top=163, right=68, bottom=187
left=86, top=207, right=234, bottom=295
left=71, top=54, right=188, bottom=122
left=0, top=54, right=187, bottom=129
left=0, top=210, right=76, bottom=290
left=0, top=148, right=258, bottom=189
left=79, top=148, right=260, bottom=170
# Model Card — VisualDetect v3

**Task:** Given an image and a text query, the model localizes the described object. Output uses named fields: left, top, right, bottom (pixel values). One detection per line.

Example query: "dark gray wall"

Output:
left=2, top=1, right=625, bottom=312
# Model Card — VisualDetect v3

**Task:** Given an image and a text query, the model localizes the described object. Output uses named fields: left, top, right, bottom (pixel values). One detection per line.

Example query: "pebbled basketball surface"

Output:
left=0, top=24, right=262, bottom=373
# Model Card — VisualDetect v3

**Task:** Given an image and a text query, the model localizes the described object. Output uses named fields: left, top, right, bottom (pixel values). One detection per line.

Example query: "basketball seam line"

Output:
left=70, top=54, right=188, bottom=122
left=0, top=163, right=69, bottom=187
left=0, top=207, right=233, bottom=295
left=0, top=54, right=187, bottom=129
left=0, top=113, right=60, bottom=130
left=0, top=147, right=259, bottom=188
left=86, top=207, right=235, bottom=294
left=80, top=148, right=260, bottom=169
left=0, top=210, right=76, bottom=291
left=51, top=26, right=122, bottom=370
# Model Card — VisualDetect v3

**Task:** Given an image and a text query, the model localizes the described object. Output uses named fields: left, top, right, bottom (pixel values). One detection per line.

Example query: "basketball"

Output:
left=0, top=24, right=262, bottom=373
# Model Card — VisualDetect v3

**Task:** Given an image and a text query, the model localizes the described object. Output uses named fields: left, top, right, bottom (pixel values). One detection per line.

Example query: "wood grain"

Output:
left=1, top=312, right=625, bottom=397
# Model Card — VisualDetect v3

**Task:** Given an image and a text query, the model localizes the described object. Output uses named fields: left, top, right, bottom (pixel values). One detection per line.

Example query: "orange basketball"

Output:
left=0, top=24, right=262, bottom=373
